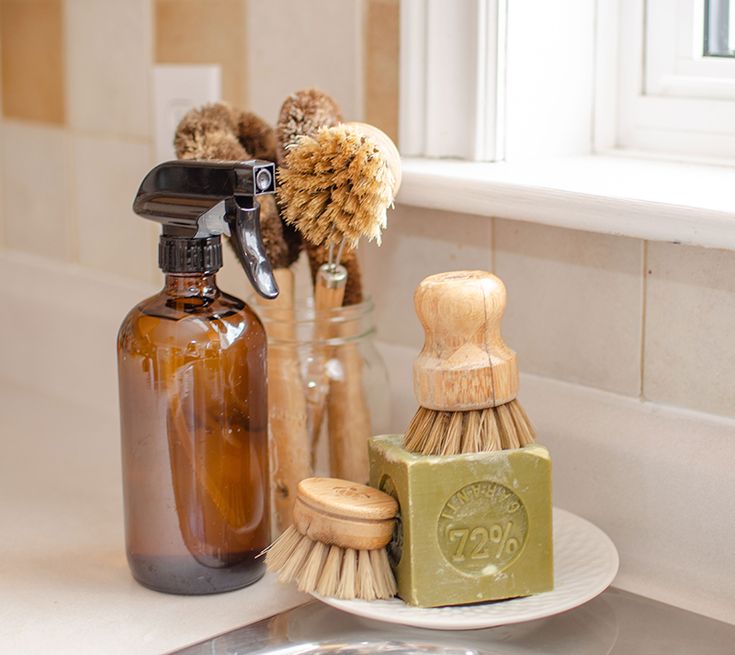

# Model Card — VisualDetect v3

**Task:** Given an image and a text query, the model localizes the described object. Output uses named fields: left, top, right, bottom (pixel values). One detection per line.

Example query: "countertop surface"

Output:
left=3, top=380, right=735, bottom=654
left=0, top=382, right=307, bottom=655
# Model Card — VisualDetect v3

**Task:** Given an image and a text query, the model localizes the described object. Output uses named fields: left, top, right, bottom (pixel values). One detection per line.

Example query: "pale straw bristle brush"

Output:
left=264, top=477, right=398, bottom=600
left=277, top=112, right=401, bottom=480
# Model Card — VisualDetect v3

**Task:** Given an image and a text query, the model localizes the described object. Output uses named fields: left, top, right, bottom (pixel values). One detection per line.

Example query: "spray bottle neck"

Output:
left=163, top=272, right=219, bottom=300
left=158, top=235, right=222, bottom=274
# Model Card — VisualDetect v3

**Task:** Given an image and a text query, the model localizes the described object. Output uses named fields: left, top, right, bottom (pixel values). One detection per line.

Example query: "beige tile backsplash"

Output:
left=361, top=204, right=493, bottom=349
left=1, top=121, right=73, bottom=260
left=0, top=0, right=65, bottom=125
left=65, top=0, right=152, bottom=139
left=247, top=0, right=364, bottom=124
left=644, top=242, right=735, bottom=417
left=494, top=219, right=644, bottom=396
left=155, top=0, right=248, bottom=108
left=0, top=1, right=733, bottom=426
left=73, top=135, right=158, bottom=283
left=365, top=0, right=400, bottom=144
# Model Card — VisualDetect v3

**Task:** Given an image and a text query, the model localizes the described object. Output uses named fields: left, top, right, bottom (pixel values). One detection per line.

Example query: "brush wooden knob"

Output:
left=292, top=477, right=398, bottom=551
left=413, top=270, right=518, bottom=411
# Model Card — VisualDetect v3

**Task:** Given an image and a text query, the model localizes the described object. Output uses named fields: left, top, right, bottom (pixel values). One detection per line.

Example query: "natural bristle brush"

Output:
left=264, top=477, right=398, bottom=600
left=275, top=90, right=401, bottom=481
left=403, top=271, right=536, bottom=455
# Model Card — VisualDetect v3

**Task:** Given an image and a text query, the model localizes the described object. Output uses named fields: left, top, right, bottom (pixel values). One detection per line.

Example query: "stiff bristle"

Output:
left=298, top=540, right=329, bottom=592
left=403, top=400, right=536, bottom=455
left=460, top=410, right=484, bottom=452
left=259, top=195, right=290, bottom=269
left=403, top=406, right=436, bottom=453
left=509, top=400, right=535, bottom=446
left=278, top=124, right=394, bottom=249
left=496, top=403, right=520, bottom=449
left=265, top=530, right=396, bottom=600
left=234, top=109, right=277, bottom=161
left=281, top=219, right=303, bottom=267
left=174, top=102, right=246, bottom=161
left=335, top=548, right=358, bottom=599
left=262, top=524, right=300, bottom=570
left=276, top=88, right=343, bottom=165
left=275, top=532, right=314, bottom=583
left=315, top=545, right=343, bottom=597
left=356, top=548, right=379, bottom=601
left=306, top=241, right=363, bottom=306
left=370, top=548, right=397, bottom=598
left=442, top=412, right=464, bottom=455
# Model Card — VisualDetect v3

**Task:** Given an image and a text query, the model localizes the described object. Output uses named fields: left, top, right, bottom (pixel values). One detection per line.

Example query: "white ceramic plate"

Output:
left=312, top=508, right=619, bottom=631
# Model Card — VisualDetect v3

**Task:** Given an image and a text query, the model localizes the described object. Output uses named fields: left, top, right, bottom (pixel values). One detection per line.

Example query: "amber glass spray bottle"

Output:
left=117, top=160, right=279, bottom=594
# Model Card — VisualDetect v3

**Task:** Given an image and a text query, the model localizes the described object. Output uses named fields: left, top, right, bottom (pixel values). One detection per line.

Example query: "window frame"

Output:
left=603, top=0, right=735, bottom=158
left=400, top=0, right=735, bottom=163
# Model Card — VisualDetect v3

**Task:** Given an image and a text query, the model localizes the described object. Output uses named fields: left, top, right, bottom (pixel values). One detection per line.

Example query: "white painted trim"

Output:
left=593, top=0, right=621, bottom=151
left=398, top=0, right=427, bottom=156
left=398, top=0, right=505, bottom=161
left=615, top=0, right=735, bottom=158
left=503, top=0, right=596, bottom=160
left=397, top=155, right=735, bottom=251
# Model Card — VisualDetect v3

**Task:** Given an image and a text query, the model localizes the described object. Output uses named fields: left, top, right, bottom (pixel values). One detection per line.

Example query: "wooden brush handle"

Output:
left=306, top=265, right=347, bottom=462
left=327, top=337, right=372, bottom=484
left=413, top=270, right=518, bottom=411
left=292, top=477, right=397, bottom=551
left=255, top=268, right=312, bottom=532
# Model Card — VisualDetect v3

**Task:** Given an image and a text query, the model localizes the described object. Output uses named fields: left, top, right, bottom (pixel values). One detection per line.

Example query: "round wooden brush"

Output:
left=264, top=477, right=398, bottom=600
left=403, top=271, right=536, bottom=456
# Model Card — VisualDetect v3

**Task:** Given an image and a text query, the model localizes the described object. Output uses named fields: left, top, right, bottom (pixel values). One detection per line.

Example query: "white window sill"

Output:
left=397, top=154, right=735, bottom=251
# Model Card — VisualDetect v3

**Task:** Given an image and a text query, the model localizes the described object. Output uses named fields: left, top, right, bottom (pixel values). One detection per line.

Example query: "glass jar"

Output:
left=252, top=292, right=390, bottom=533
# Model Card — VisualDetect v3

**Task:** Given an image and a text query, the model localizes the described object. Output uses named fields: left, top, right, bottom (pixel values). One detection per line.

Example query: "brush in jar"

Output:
left=277, top=119, right=401, bottom=471
left=403, top=271, right=535, bottom=456
left=264, top=477, right=398, bottom=600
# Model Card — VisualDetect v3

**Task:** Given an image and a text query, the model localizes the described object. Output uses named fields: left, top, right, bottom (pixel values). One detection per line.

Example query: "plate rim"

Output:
left=312, top=507, right=620, bottom=631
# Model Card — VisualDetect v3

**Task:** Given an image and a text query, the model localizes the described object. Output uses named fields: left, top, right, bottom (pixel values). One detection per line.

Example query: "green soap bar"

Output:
left=369, top=435, right=553, bottom=608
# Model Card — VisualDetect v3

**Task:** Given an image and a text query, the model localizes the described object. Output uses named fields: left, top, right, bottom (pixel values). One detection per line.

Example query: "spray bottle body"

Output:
left=121, top=159, right=278, bottom=594
left=117, top=270, right=269, bottom=594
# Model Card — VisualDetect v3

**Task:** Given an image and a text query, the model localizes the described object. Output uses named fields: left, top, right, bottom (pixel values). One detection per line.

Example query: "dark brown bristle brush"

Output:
left=276, top=88, right=343, bottom=166
left=175, top=103, right=310, bottom=531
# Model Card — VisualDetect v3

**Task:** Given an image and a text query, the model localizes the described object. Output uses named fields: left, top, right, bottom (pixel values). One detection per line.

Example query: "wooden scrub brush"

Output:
left=404, top=271, right=536, bottom=456
left=264, top=477, right=398, bottom=600
left=276, top=100, right=401, bottom=478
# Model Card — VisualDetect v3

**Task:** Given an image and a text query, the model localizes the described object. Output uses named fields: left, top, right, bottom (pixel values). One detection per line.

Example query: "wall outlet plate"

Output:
left=152, top=64, right=222, bottom=163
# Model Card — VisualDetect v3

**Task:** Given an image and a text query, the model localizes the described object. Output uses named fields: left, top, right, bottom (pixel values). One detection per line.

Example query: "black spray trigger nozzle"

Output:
left=132, top=159, right=279, bottom=299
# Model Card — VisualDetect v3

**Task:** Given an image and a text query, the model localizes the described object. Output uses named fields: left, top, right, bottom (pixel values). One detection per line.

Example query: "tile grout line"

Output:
left=490, top=215, right=496, bottom=273
left=639, top=240, right=648, bottom=400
